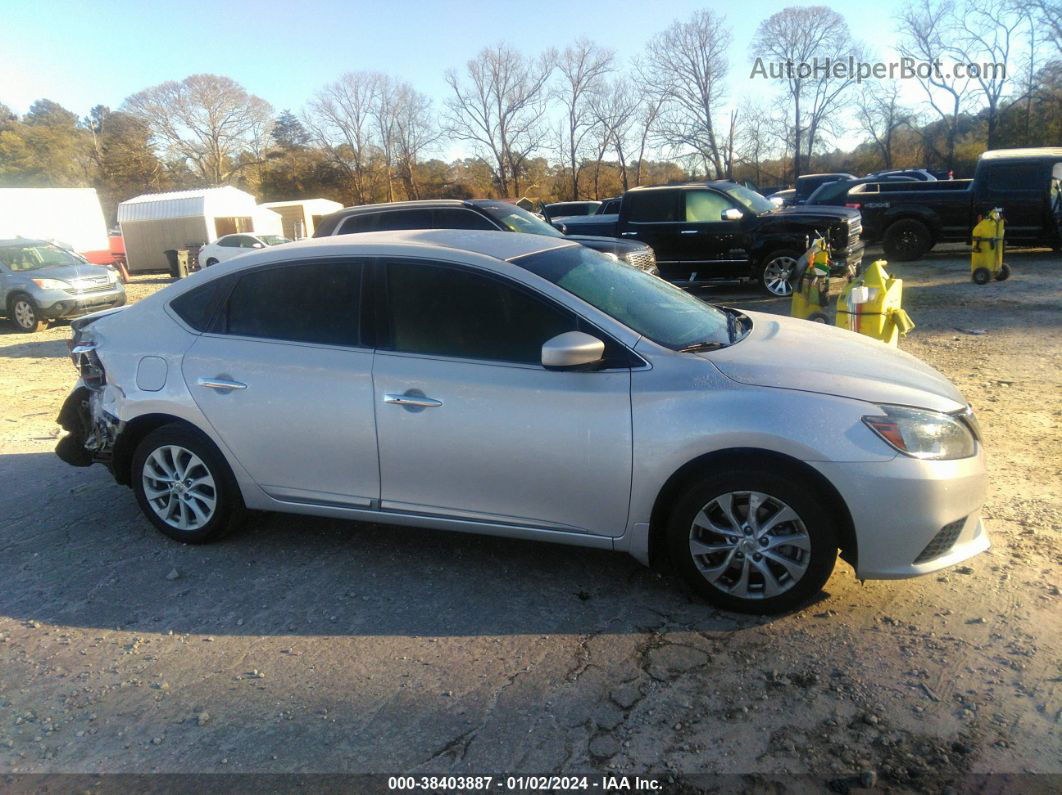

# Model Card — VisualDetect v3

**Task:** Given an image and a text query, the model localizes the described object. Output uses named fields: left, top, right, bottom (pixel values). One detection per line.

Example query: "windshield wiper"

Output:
left=678, top=341, right=727, bottom=353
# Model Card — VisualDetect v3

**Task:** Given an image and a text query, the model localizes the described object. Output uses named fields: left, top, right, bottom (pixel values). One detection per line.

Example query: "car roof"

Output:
left=980, top=147, right=1062, bottom=161
left=214, top=228, right=577, bottom=263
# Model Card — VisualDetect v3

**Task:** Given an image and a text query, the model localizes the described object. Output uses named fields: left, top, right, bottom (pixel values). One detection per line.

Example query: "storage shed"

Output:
left=259, top=198, right=343, bottom=239
left=0, top=188, right=109, bottom=260
left=118, top=187, right=271, bottom=272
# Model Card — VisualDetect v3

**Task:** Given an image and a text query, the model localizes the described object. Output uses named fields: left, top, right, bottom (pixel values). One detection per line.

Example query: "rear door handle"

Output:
left=620, top=231, right=638, bottom=237
left=197, top=376, right=247, bottom=391
left=383, top=393, right=443, bottom=408
left=680, top=230, right=699, bottom=235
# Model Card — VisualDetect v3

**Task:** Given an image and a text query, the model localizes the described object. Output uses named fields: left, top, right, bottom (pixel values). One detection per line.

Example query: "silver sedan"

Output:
left=55, top=230, right=988, bottom=614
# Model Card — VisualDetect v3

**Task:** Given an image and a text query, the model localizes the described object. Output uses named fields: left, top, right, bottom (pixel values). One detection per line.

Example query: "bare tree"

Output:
left=588, top=80, right=640, bottom=193
left=896, top=0, right=975, bottom=171
left=553, top=39, right=614, bottom=200
left=643, top=10, right=732, bottom=178
left=1033, top=0, right=1062, bottom=60
left=750, top=6, right=861, bottom=180
left=855, top=83, right=912, bottom=169
left=444, top=43, right=554, bottom=197
left=734, top=100, right=785, bottom=188
left=391, top=84, right=439, bottom=200
left=123, top=74, right=273, bottom=185
left=305, top=72, right=384, bottom=205
left=952, top=0, right=1026, bottom=148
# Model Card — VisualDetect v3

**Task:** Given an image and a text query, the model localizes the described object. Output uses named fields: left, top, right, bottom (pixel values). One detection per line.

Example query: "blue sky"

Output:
left=3, top=0, right=916, bottom=153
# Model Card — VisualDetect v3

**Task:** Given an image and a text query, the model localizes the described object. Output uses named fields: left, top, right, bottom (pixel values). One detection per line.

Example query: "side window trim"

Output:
left=376, top=256, right=640, bottom=369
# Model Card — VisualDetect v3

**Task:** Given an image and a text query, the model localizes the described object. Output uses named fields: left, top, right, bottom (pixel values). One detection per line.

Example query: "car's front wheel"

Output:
left=8, top=295, right=47, bottom=333
left=760, top=252, right=801, bottom=297
left=666, top=467, right=838, bottom=614
left=132, top=424, right=245, bottom=543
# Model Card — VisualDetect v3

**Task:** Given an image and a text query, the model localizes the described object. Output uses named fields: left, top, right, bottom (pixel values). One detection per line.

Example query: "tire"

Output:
left=972, top=267, right=992, bottom=285
left=806, top=311, right=830, bottom=323
left=7, top=295, right=47, bottom=333
left=665, top=467, right=839, bottom=614
left=882, top=219, right=932, bottom=262
left=995, top=263, right=1010, bottom=281
left=205, top=258, right=218, bottom=267
left=132, top=423, right=245, bottom=544
left=759, top=251, right=801, bottom=297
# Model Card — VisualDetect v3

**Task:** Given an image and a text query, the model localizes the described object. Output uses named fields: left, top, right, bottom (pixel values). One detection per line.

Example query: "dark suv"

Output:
left=314, top=199, right=658, bottom=274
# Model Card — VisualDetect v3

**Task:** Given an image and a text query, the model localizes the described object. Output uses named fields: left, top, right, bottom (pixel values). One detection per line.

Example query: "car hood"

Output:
left=702, top=310, right=966, bottom=413
left=18, top=262, right=113, bottom=285
left=764, top=205, right=860, bottom=223
left=565, top=234, right=646, bottom=253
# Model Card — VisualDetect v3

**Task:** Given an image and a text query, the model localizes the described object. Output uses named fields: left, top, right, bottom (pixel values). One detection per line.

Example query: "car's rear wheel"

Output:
left=132, top=424, right=245, bottom=544
left=8, top=295, right=47, bottom=333
left=760, top=252, right=801, bottom=297
left=666, top=467, right=838, bottom=614
left=882, top=219, right=931, bottom=261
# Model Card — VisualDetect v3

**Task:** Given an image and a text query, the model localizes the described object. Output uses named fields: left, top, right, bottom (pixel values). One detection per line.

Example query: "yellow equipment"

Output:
left=970, top=207, right=1011, bottom=284
left=790, top=236, right=832, bottom=322
left=835, top=260, right=915, bottom=346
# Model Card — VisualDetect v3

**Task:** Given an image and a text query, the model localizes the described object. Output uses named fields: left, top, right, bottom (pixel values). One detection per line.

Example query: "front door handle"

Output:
left=383, top=393, right=443, bottom=408
left=197, top=376, right=247, bottom=391
left=680, top=229, right=699, bottom=235
left=620, top=231, right=638, bottom=237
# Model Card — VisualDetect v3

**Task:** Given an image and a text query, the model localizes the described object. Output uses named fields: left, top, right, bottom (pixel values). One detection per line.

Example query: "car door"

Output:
left=677, top=189, right=749, bottom=277
left=618, top=189, right=685, bottom=278
left=212, top=235, right=245, bottom=263
left=371, top=258, right=634, bottom=537
left=979, top=162, right=1048, bottom=241
left=181, top=258, right=378, bottom=507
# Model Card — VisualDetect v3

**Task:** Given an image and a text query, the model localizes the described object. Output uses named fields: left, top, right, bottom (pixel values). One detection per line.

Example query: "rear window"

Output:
left=624, top=190, right=678, bottom=223
left=337, top=214, right=378, bottom=235
left=985, top=163, right=1043, bottom=193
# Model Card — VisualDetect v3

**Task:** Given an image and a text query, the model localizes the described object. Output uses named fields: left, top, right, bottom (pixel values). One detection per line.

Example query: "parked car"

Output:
left=850, top=147, right=1062, bottom=260
left=198, top=233, right=291, bottom=267
left=866, top=168, right=937, bottom=182
left=55, top=230, right=988, bottom=614
left=804, top=175, right=918, bottom=207
left=313, top=199, right=659, bottom=274
left=597, top=196, right=622, bottom=214
left=793, top=173, right=857, bottom=205
left=0, top=239, right=126, bottom=333
left=542, top=201, right=602, bottom=221
left=552, top=180, right=864, bottom=296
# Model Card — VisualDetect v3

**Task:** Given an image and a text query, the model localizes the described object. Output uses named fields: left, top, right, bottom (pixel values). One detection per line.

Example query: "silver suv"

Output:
left=56, top=230, right=988, bottom=614
left=1, top=239, right=126, bottom=332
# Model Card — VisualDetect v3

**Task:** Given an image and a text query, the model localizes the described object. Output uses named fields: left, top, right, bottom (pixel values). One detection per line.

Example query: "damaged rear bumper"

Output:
left=55, top=385, right=121, bottom=470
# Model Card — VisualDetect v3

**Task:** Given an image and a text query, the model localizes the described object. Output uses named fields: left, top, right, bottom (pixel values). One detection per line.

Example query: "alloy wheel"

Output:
left=763, top=257, right=798, bottom=296
left=13, top=300, right=37, bottom=330
left=142, top=444, right=218, bottom=531
left=688, top=490, right=811, bottom=600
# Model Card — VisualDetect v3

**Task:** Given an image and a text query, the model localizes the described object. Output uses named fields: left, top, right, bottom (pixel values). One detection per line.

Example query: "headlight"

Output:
left=602, top=252, right=619, bottom=262
left=862, top=405, right=977, bottom=460
left=32, top=278, right=72, bottom=290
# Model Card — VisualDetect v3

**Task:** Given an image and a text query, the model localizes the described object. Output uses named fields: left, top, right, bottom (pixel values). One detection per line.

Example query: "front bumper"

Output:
left=38, top=286, right=127, bottom=320
left=812, top=449, right=989, bottom=579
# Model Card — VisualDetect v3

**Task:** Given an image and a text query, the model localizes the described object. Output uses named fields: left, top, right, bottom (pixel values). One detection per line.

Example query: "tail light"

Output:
left=846, top=202, right=861, bottom=210
left=71, top=342, right=106, bottom=387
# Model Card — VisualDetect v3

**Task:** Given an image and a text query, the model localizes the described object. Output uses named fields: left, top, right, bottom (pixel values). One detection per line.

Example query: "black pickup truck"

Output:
left=848, top=147, right=1062, bottom=260
left=559, top=180, right=864, bottom=296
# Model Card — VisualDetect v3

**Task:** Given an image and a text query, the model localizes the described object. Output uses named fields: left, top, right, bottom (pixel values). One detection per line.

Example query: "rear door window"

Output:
left=376, top=210, right=434, bottom=231
left=985, top=164, right=1042, bottom=193
left=337, top=214, right=379, bottom=235
left=623, top=190, right=679, bottom=223
left=432, top=209, right=497, bottom=230
left=222, top=261, right=363, bottom=347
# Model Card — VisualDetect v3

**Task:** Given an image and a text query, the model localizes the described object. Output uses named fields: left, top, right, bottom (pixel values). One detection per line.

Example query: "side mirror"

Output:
left=252, top=242, right=265, bottom=249
left=559, top=223, right=569, bottom=235
left=541, top=331, right=605, bottom=370
left=721, top=208, right=744, bottom=221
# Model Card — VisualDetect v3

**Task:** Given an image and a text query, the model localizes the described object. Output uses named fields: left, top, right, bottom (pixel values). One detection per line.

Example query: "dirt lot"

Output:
left=0, top=249, right=1059, bottom=790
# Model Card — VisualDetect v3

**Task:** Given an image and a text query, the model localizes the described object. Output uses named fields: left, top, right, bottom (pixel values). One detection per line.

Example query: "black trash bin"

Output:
left=163, top=249, right=179, bottom=278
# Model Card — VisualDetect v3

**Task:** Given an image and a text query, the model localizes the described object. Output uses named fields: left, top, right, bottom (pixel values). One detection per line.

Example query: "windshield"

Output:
left=0, top=242, right=84, bottom=272
left=480, top=203, right=565, bottom=238
left=259, top=235, right=291, bottom=246
left=514, top=245, right=736, bottom=350
left=722, top=184, right=774, bottom=214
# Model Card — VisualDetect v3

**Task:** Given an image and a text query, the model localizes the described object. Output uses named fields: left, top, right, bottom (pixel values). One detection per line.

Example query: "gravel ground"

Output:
left=0, top=249, right=1059, bottom=789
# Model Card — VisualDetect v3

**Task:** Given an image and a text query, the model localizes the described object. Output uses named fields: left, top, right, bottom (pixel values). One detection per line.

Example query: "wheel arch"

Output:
left=113, top=413, right=223, bottom=486
left=646, top=447, right=857, bottom=572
